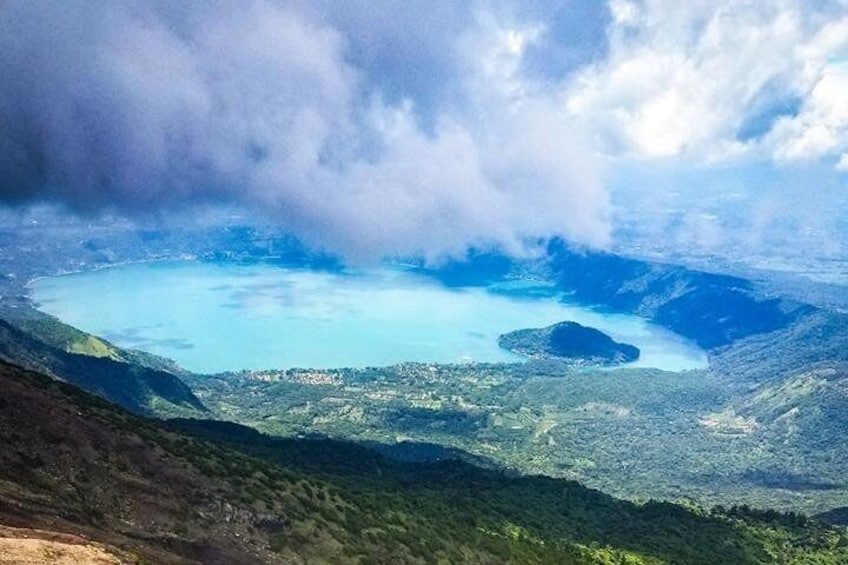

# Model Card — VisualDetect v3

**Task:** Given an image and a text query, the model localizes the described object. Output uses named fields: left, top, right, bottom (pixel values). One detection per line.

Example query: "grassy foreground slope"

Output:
left=3, top=359, right=848, bottom=564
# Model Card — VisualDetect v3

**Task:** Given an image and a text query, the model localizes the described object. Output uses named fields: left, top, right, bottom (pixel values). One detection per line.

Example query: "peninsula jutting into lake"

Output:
left=499, top=320, right=640, bottom=365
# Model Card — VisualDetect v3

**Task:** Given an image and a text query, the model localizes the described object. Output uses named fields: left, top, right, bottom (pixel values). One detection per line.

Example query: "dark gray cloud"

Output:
left=298, top=0, right=475, bottom=125
left=0, top=1, right=355, bottom=207
left=0, top=0, right=611, bottom=261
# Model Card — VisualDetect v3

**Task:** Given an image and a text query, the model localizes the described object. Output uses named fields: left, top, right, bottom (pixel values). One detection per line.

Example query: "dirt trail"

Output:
left=0, top=525, right=125, bottom=564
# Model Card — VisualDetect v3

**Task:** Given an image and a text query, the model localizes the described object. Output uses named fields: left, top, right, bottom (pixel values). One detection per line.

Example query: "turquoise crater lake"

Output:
left=31, top=261, right=708, bottom=373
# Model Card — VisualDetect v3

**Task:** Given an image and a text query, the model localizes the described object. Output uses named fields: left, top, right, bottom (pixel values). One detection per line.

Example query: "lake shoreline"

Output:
left=31, top=260, right=709, bottom=374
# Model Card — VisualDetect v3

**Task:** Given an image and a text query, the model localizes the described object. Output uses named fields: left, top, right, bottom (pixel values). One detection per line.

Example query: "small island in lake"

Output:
left=499, top=321, right=640, bottom=366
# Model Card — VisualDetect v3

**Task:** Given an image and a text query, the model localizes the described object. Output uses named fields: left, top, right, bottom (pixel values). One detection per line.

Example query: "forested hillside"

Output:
left=3, top=359, right=847, bottom=564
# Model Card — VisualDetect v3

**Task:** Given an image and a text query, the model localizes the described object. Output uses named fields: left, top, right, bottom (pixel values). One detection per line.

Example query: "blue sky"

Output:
left=0, top=1, right=846, bottom=267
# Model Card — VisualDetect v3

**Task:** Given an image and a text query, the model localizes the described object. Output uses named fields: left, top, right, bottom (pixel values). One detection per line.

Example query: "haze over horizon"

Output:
left=1, top=1, right=846, bottom=271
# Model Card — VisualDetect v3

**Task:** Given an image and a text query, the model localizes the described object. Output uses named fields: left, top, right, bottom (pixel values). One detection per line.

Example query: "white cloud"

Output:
left=770, top=58, right=848, bottom=163
left=0, top=1, right=610, bottom=262
left=4, top=0, right=842, bottom=268
left=566, top=0, right=848, bottom=167
left=608, top=0, right=641, bottom=27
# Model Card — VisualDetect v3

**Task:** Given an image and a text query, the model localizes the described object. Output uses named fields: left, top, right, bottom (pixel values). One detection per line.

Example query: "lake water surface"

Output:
left=31, top=261, right=708, bottom=373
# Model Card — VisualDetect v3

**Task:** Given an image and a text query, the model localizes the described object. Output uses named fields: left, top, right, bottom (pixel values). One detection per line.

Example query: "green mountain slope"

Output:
left=186, top=345, right=848, bottom=515
left=0, top=317, right=205, bottom=416
left=1, top=359, right=847, bottom=564
left=547, top=243, right=812, bottom=349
